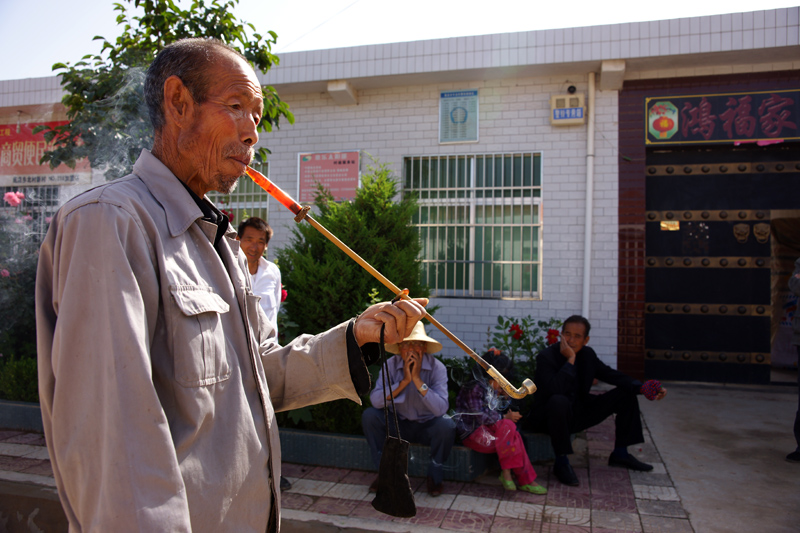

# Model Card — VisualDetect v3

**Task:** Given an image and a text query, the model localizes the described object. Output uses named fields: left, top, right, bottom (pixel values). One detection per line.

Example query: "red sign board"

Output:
left=645, top=90, right=800, bottom=145
left=298, top=151, right=360, bottom=203
left=0, top=121, right=91, bottom=186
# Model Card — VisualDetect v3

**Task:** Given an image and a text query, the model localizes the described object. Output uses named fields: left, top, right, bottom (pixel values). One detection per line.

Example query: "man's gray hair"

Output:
left=144, top=38, right=249, bottom=132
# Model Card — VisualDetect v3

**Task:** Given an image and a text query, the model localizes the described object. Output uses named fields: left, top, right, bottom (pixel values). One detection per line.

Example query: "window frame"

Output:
left=403, top=152, right=543, bottom=300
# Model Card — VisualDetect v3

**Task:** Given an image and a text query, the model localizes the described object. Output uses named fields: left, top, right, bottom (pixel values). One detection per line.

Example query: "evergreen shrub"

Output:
left=0, top=191, right=42, bottom=402
left=276, top=157, right=429, bottom=338
left=275, top=157, right=430, bottom=434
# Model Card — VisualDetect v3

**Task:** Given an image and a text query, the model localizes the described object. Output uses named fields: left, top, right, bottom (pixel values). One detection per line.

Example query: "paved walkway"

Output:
left=1, top=381, right=798, bottom=532
left=0, top=415, right=690, bottom=532
left=279, top=416, right=689, bottom=533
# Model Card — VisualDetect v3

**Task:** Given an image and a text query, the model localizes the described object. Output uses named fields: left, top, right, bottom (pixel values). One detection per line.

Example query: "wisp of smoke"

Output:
left=89, top=67, right=154, bottom=180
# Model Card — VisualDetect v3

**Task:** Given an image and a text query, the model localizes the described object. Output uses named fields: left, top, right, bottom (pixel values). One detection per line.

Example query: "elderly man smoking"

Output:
left=36, top=37, right=426, bottom=532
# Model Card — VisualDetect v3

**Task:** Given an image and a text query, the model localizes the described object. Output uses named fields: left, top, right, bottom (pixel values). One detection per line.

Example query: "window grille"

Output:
left=403, top=153, right=542, bottom=299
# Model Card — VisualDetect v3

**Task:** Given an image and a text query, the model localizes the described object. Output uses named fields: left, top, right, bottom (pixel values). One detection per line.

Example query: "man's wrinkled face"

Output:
left=180, top=51, right=264, bottom=196
left=238, top=226, right=267, bottom=266
left=562, top=322, right=590, bottom=353
left=399, top=340, right=426, bottom=363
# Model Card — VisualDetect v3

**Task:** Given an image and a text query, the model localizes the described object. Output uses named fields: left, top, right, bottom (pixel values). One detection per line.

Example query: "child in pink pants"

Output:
left=455, top=351, right=546, bottom=494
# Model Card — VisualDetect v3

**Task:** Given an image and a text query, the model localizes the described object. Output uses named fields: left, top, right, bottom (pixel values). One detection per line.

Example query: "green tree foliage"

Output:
left=276, top=158, right=429, bottom=338
left=37, top=0, right=294, bottom=179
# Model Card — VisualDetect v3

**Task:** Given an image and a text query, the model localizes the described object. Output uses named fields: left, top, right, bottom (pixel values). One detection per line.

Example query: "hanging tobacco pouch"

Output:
left=370, top=324, right=416, bottom=518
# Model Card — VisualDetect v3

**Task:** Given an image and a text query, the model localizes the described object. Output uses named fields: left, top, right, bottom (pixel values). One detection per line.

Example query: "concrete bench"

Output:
left=279, top=428, right=558, bottom=482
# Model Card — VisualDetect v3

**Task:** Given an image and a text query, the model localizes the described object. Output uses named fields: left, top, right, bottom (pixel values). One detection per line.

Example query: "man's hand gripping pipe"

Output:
left=245, top=166, right=536, bottom=399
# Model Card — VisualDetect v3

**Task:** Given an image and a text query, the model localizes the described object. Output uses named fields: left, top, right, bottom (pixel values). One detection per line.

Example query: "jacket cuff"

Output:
left=346, top=318, right=375, bottom=396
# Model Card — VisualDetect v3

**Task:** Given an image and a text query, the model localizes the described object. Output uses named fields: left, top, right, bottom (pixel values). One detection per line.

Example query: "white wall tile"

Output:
left=743, top=11, right=755, bottom=31
left=788, top=26, right=799, bottom=46
left=677, top=17, right=688, bottom=36
left=721, top=32, right=733, bottom=50
left=700, top=34, right=711, bottom=53
left=711, top=32, right=722, bottom=52
left=754, top=29, right=765, bottom=48
left=789, top=7, right=799, bottom=27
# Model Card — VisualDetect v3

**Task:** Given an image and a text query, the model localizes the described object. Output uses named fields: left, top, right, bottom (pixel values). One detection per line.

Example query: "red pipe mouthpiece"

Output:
left=245, top=167, right=302, bottom=215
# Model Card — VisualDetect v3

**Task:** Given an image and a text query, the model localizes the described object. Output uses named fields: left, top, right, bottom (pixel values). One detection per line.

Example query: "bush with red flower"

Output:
left=486, top=315, right=563, bottom=377
left=219, top=207, right=235, bottom=223
left=1, top=190, right=48, bottom=402
left=3, top=191, right=25, bottom=207
left=275, top=282, right=299, bottom=346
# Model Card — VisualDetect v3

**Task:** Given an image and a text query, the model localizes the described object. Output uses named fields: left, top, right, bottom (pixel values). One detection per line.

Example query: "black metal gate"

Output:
left=644, top=143, right=800, bottom=383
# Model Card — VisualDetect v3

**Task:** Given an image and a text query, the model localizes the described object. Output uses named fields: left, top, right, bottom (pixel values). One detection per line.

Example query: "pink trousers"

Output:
left=462, top=418, right=537, bottom=486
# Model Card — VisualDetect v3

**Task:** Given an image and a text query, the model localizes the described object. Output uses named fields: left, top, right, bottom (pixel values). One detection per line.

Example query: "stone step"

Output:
left=279, top=428, right=558, bottom=481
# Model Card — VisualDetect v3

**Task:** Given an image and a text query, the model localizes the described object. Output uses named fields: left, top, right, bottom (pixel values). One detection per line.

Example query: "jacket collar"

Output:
left=132, top=149, right=235, bottom=241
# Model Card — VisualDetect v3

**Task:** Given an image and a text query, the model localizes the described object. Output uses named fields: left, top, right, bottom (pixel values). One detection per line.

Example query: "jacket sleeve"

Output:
left=535, top=345, right=578, bottom=401
left=420, top=358, right=450, bottom=417
left=36, top=202, right=192, bottom=532
left=591, top=349, right=642, bottom=394
left=259, top=321, right=362, bottom=413
left=368, top=357, right=407, bottom=410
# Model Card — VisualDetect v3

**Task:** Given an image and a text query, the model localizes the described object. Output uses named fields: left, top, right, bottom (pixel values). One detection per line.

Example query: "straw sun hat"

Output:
left=385, top=321, right=443, bottom=354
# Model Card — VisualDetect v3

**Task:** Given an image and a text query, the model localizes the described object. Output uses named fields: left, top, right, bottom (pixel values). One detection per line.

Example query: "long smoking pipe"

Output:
left=245, top=166, right=536, bottom=399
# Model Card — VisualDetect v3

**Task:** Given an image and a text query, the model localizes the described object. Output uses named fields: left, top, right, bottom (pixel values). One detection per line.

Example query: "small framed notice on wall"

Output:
left=439, top=90, right=479, bottom=144
left=297, top=151, right=360, bottom=203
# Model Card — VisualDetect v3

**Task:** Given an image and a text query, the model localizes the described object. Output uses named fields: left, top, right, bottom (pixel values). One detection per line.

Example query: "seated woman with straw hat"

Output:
left=362, top=322, right=456, bottom=497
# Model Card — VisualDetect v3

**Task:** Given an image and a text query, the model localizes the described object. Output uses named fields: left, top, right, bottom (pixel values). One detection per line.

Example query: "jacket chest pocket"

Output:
left=246, top=292, right=274, bottom=345
left=169, top=285, right=232, bottom=387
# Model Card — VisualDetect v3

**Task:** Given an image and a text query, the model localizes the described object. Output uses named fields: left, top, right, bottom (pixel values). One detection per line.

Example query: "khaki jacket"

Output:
left=36, top=150, right=360, bottom=532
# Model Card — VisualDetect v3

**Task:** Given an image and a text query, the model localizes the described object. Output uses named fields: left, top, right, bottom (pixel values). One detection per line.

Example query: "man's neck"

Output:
left=152, top=134, right=208, bottom=197
left=247, top=260, right=259, bottom=275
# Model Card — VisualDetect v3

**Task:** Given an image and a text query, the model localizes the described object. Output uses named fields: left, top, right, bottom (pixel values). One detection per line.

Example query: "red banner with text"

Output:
left=0, top=121, right=91, bottom=187
left=645, top=90, right=800, bottom=145
left=298, top=151, right=360, bottom=203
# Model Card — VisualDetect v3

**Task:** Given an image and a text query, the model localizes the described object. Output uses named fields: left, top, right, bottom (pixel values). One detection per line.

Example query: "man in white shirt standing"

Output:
left=237, top=216, right=290, bottom=491
left=238, top=217, right=282, bottom=336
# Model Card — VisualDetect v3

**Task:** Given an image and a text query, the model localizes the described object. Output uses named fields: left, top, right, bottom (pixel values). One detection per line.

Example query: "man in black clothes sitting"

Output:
left=523, top=315, right=667, bottom=487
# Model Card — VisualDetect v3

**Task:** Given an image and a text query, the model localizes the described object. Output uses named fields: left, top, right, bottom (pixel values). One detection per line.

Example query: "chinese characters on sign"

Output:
left=0, top=121, right=91, bottom=187
left=646, top=90, right=799, bottom=145
left=440, top=90, right=479, bottom=143
left=297, top=151, right=360, bottom=203
left=553, top=108, right=584, bottom=120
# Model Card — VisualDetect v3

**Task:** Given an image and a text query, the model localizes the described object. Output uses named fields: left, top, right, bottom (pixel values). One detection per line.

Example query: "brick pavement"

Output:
left=280, top=417, right=694, bottom=532
left=0, top=417, right=694, bottom=532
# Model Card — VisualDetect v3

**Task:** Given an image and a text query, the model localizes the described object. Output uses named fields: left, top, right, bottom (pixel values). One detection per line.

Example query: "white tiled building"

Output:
left=2, top=8, right=798, bottom=381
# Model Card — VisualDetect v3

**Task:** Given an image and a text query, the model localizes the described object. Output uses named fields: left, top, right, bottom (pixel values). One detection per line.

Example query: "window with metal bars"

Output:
left=207, top=161, right=271, bottom=227
left=403, top=153, right=542, bottom=299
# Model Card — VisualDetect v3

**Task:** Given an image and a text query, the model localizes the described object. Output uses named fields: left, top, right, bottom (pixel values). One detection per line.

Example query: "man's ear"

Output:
left=162, top=75, right=194, bottom=126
